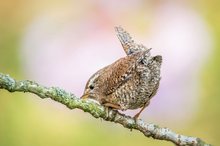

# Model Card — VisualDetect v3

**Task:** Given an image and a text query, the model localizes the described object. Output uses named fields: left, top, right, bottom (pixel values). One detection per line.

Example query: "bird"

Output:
left=81, top=26, right=162, bottom=119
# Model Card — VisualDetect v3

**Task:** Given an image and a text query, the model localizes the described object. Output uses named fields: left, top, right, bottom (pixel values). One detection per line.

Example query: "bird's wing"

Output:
left=115, top=26, right=148, bottom=55
left=103, top=53, right=142, bottom=95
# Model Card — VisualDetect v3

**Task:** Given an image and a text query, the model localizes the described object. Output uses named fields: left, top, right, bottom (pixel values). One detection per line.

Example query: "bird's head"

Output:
left=81, top=71, right=101, bottom=101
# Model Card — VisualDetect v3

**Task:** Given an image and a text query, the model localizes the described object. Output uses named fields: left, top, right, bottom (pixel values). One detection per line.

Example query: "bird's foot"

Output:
left=133, top=113, right=140, bottom=123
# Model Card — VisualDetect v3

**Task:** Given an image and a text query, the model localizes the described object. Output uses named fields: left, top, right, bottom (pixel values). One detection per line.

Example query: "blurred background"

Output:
left=0, top=0, right=219, bottom=145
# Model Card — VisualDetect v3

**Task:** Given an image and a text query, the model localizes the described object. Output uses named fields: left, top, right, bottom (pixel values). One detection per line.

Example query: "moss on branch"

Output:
left=0, top=73, right=211, bottom=146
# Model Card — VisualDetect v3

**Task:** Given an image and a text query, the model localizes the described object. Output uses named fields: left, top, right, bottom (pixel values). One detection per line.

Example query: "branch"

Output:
left=0, top=73, right=211, bottom=146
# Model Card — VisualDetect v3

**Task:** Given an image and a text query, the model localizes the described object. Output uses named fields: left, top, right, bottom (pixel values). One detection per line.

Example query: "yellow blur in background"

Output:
left=0, top=0, right=219, bottom=146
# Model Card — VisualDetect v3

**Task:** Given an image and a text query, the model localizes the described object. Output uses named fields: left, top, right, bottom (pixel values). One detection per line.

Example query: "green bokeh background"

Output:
left=0, top=0, right=219, bottom=145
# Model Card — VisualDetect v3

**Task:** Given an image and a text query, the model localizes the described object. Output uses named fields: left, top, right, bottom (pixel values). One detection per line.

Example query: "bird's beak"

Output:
left=81, top=94, right=89, bottom=99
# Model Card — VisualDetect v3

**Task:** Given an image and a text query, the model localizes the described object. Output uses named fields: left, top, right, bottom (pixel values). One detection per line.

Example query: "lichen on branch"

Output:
left=0, top=73, right=211, bottom=146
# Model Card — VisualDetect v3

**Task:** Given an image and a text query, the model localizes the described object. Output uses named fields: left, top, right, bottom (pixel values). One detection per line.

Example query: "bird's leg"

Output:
left=103, top=103, right=121, bottom=109
left=103, top=103, right=121, bottom=119
left=133, top=101, right=150, bottom=120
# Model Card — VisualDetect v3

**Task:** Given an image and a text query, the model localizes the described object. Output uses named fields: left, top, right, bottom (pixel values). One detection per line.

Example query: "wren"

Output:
left=81, top=26, right=162, bottom=119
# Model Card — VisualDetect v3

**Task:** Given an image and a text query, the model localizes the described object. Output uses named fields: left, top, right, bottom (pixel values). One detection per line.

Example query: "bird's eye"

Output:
left=89, top=85, right=94, bottom=90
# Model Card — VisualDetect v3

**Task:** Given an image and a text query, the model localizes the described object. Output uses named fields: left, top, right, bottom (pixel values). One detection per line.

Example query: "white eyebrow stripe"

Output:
left=88, top=73, right=100, bottom=87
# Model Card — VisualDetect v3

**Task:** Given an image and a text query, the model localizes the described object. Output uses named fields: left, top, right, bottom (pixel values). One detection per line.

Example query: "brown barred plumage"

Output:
left=81, top=26, right=162, bottom=119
